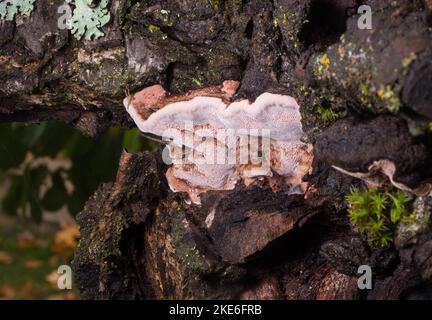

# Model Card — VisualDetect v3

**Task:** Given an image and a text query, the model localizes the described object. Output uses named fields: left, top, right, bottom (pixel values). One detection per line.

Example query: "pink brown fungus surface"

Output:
left=124, top=81, right=313, bottom=204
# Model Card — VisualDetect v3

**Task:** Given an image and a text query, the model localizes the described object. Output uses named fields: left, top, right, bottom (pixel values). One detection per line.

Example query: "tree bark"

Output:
left=1, top=0, right=432, bottom=299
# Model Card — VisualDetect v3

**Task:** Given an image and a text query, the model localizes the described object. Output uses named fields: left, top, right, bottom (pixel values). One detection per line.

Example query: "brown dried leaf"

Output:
left=24, top=260, right=43, bottom=269
left=0, top=284, right=16, bottom=299
left=0, top=251, right=13, bottom=264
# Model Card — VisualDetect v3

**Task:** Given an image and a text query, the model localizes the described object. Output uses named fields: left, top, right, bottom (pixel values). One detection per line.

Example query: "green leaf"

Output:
left=122, top=128, right=143, bottom=153
left=0, top=122, right=151, bottom=221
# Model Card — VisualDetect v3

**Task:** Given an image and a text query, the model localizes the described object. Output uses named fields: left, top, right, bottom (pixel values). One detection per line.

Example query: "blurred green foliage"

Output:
left=0, top=123, right=154, bottom=222
left=0, top=226, right=78, bottom=300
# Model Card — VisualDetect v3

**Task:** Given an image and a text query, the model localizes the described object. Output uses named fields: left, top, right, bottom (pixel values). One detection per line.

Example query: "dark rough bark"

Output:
left=2, top=0, right=431, bottom=134
left=2, top=0, right=432, bottom=299
left=72, top=149, right=432, bottom=299
left=73, top=149, right=351, bottom=299
left=315, top=116, right=432, bottom=189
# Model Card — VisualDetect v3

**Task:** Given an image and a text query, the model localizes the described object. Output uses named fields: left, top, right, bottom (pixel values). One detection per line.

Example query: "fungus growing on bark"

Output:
left=124, top=81, right=313, bottom=204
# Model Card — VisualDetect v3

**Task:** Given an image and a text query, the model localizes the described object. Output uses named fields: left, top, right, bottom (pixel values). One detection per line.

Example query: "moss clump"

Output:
left=346, top=187, right=413, bottom=247
left=312, top=93, right=339, bottom=124
left=316, top=105, right=338, bottom=123
left=147, top=24, right=161, bottom=32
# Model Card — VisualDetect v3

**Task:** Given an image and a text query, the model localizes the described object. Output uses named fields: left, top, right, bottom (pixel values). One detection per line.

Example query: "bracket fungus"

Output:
left=315, top=116, right=432, bottom=197
left=124, top=81, right=313, bottom=204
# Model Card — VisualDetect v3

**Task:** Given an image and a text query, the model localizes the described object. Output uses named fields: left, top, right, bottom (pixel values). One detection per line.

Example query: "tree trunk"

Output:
left=2, top=0, right=432, bottom=299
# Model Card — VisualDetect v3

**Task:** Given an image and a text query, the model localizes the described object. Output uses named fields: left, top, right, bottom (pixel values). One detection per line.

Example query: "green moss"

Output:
left=211, top=0, right=221, bottom=10
left=360, top=82, right=370, bottom=97
left=316, top=105, right=338, bottom=123
left=346, top=187, right=413, bottom=247
left=147, top=24, right=161, bottom=33
left=312, top=93, right=339, bottom=124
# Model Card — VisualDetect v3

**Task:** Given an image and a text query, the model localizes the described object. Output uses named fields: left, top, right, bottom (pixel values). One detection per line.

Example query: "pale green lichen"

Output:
left=376, top=85, right=401, bottom=113
left=69, top=0, right=111, bottom=40
left=0, top=0, right=36, bottom=21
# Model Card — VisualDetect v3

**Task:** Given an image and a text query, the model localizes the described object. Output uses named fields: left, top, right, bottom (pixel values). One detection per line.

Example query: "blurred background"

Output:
left=0, top=123, right=153, bottom=299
